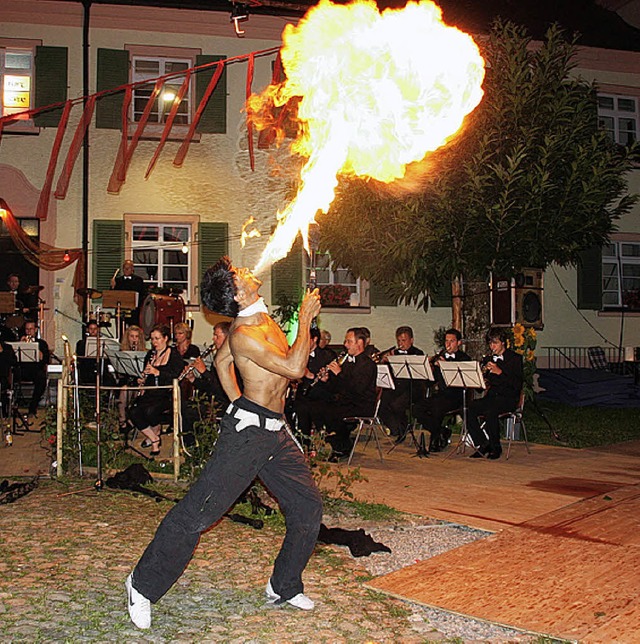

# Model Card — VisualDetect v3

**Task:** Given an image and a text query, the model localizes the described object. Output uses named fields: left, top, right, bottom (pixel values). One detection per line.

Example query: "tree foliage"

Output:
left=319, top=21, right=639, bottom=310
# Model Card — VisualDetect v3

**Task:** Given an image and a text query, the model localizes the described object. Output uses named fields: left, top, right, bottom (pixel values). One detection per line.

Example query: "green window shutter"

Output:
left=577, top=246, right=603, bottom=310
left=92, top=220, right=124, bottom=292
left=370, top=281, right=396, bottom=307
left=96, top=48, right=129, bottom=129
left=430, top=281, right=453, bottom=308
left=195, top=54, right=227, bottom=134
left=271, top=238, right=303, bottom=305
left=34, top=46, right=68, bottom=127
left=198, top=222, right=229, bottom=282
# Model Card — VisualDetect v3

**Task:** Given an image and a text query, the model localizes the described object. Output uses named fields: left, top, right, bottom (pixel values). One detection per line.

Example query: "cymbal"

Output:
left=77, top=287, right=103, bottom=299
left=24, top=285, right=44, bottom=294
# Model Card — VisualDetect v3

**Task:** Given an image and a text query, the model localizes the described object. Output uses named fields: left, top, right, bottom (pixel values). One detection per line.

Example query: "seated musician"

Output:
left=378, top=326, right=425, bottom=437
left=128, top=324, right=183, bottom=456
left=316, top=327, right=377, bottom=460
left=75, top=319, right=100, bottom=356
left=361, top=327, right=380, bottom=359
left=467, top=327, right=523, bottom=460
left=18, top=320, right=50, bottom=418
left=180, top=322, right=235, bottom=443
left=318, top=329, right=337, bottom=360
left=173, top=322, right=200, bottom=362
left=3, top=273, right=36, bottom=315
left=0, top=337, right=17, bottom=416
left=117, top=324, right=145, bottom=431
left=292, top=327, right=335, bottom=444
left=413, top=328, right=470, bottom=452
left=110, top=260, right=146, bottom=325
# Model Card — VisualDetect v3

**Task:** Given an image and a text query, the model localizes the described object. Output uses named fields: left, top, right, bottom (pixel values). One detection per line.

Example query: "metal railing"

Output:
left=541, top=346, right=626, bottom=370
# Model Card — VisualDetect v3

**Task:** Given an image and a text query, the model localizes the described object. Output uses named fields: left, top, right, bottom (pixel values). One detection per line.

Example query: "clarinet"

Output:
left=178, top=343, right=216, bottom=382
left=301, top=351, right=347, bottom=395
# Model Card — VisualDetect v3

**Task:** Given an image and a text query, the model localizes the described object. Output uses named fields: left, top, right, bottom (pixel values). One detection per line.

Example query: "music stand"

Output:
left=346, top=364, right=396, bottom=465
left=387, top=354, right=434, bottom=457
left=0, top=292, right=15, bottom=314
left=103, top=290, right=138, bottom=340
left=109, top=351, right=146, bottom=379
left=7, top=342, right=40, bottom=434
left=439, top=360, right=486, bottom=457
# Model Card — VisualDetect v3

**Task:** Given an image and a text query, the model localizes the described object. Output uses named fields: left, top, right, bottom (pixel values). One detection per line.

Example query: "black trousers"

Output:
left=413, top=393, right=462, bottom=443
left=129, top=392, right=171, bottom=430
left=132, top=397, right=323, bottom=604
left=466, top=394, right=517, bottom=452
left=18, top=364, right=47, bottom=415
left=378, top=389, right=411, bottom=436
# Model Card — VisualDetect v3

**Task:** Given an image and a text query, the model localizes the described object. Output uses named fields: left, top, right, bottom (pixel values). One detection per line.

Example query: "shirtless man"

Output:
left=125, top=257, right=323, bottom=629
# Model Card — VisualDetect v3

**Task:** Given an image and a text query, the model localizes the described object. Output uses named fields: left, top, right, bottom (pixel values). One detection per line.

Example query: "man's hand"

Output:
left=298, top=288, right=321, bottom=323
left=326, top=360, right=341, bottom=376
left=192, top=356, right=206, bottom=375
left=110, top=277, right=116, bottom=289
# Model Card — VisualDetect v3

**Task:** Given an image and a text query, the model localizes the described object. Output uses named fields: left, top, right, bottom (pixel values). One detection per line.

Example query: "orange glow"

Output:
left=240, top=216, right=262, bottom=247
left=250, top=0, right=485, bottom=275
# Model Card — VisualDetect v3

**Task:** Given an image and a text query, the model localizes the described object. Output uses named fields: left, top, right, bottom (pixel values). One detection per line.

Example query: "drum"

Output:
left=5, top=313, right=25, bottom=331
left=141, top=293, right=185, bottom=337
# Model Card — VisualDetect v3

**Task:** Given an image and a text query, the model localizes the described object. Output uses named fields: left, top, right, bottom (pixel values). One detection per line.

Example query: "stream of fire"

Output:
left=248, top=0, right=485, bottom=275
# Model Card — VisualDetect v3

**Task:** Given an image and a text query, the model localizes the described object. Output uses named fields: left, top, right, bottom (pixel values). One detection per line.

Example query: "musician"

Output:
left=173, top=322, right=200, bottom=363
left=125, top=258, right=322, bottom=628
left=2, top=273, right=37, bottom=315
left=361, top=327, right=380, bottom=359
left=318, top=329, right=337, bottom=360
left=0, top=338, right=17, bottom=416
left=378, top=326, right=425, bottom=437
left=413, top=328, right=471, bottom=452
left=316, top=327, right=377, bottom=460
left=75, top=319, right=99, bottom=356
left=467, top=327, right=523, bottom=460
left=292, top=327, right=335, bottom=443
left=17, top=320, right=50, bottom=418
left=180, top=321, right=234, bottom=442
left=117, top=324, right=146, bottom=431
left=128, top=324, right=183, bottom=456
left=110, top=260, right=146, bottom=325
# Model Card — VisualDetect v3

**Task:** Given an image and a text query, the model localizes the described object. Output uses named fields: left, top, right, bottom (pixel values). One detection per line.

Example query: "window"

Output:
left=305, top=251, right=367, bottom=307
left=131, top=56, right=191, bottom=125
left=1, top=47, right=33, bottom=119
left=602, top=240, right=640, bottom=310
left=131, top=223, right=191, bottom=294
left=597, top=94, right=638, bottom=146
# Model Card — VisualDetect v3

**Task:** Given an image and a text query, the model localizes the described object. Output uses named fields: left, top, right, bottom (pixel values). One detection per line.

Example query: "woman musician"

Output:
left=128, top=324, right=183, bottom=456
left=117, top=325, right=146, bottom=432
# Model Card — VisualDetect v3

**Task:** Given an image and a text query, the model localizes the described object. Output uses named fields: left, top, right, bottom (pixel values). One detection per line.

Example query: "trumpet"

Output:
left=372, top=346, right=396, bottom=363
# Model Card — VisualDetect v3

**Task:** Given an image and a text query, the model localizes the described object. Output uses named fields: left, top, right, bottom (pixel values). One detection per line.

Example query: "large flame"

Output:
left=251, top=0, right=485, bottom=275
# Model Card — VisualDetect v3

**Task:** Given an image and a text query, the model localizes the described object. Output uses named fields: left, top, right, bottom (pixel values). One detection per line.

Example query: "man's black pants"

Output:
left=466, top=394, right=517, bottom=453
left=132, top=397, right=323, bottom=604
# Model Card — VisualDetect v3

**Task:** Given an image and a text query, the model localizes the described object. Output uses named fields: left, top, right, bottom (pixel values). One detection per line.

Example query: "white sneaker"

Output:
left=286, top=593, right=315, bottom=610
left=265, top=579, right=314, bottom=610
left=265, top=578, right=280, bottom=602
left=125, top=573, right=151, bottom=629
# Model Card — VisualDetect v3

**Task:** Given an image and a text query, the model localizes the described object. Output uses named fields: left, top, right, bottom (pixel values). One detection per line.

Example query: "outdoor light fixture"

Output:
left=181, top=242, right=189, bottom=254
left=63, top=250, right=70, bottom=262
left=230, top=2, right=249, bottom=37
left=162, top=91, right=177, bottom=102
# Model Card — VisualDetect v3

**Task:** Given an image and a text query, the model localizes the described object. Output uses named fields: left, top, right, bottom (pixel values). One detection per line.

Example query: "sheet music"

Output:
left=386, top=354, right=434, bottom=381
left=85, top=336, right=121, bottom=358
left=439, top=360, right=486, bottom=390
left=110, top=351, right=147, bottom=378
left=8, top=342, right=39, bottom=363
left=376, top=364, right=395, bottom=390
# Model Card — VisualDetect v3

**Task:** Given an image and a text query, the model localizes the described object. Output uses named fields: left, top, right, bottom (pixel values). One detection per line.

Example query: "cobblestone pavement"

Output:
left=1, top=479, right=538, bottom=643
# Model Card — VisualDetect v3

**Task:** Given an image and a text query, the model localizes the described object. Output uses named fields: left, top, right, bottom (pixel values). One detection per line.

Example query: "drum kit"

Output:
left=75, top=286, right=186, bottom=339
left=0, top=285, right=45, bottom=341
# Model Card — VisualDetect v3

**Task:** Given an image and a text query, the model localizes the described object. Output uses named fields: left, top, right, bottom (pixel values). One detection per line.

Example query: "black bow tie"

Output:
left=445, top=353, right=456, bottom=359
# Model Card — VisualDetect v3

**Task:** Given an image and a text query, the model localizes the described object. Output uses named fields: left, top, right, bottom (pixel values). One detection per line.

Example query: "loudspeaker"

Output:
left=514, top=269, right=544, bottom=329
left=490, top=269, right=544, bottom=329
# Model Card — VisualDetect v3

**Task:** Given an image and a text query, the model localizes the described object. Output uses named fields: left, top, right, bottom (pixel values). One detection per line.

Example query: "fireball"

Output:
left=251, top=0, right=485, bottom=275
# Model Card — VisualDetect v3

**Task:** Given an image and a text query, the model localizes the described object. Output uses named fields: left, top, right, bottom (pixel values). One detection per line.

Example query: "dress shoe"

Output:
left=428, top=441, right=442, bottom=453
left=469, top=451, right=485, bottom=459
left=487, top=449, right=502, bottom=460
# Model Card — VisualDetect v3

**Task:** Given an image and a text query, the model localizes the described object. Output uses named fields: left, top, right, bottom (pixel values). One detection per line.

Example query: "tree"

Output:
left=319, top=21, right=639, bottom=352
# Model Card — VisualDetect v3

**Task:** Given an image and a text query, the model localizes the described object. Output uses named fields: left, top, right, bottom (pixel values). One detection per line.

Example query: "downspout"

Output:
left=82, top=0, right=91, bottom=317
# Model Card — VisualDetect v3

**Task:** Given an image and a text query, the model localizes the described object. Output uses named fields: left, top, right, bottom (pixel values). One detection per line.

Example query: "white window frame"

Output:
left=602, top=238, right=640, bottom=310
left=125, top=45, right=200, bottom=140
left=125, top=214, right=200, bottom=303
left=305, top=250, right=369, bottom=308
left=0, top=38, right=38, bottom=133
left=597, top=93, right=638, bottom=146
